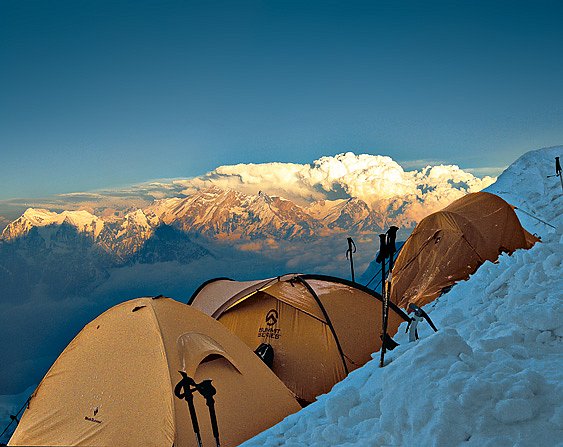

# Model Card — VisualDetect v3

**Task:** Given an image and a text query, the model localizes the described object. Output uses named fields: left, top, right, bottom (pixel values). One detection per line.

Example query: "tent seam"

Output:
left=146, top=299, right=177, bottom=446
left=296, top=277, right=350, bottom=375
left=212, top=277, right=284, bottom=318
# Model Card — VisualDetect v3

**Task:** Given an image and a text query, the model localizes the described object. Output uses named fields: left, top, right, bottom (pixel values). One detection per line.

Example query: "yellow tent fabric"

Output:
left=189, top=274, right=410, bottom=404
left=390, top=192, right=539, bottom=309
left=9, top=297, right=300, bottom=447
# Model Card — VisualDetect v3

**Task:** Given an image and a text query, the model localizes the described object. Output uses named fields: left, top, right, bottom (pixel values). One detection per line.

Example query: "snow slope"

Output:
left=485, top=145, right=562, bottom=236
left=243, top=147, right=563, bottom=447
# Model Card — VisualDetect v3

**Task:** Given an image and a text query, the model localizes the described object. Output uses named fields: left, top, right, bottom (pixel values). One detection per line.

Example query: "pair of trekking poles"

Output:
left=346, top=230, right=401, bottom=366
left=375, top=226, right=438, bottom=366
left=174, top=372, right=221, bottom=447
left=377, top=226, right=399, bottom=367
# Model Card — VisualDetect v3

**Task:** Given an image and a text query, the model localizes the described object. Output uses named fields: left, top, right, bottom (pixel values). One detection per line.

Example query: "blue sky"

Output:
left=1, top=0, right=562, bottom=199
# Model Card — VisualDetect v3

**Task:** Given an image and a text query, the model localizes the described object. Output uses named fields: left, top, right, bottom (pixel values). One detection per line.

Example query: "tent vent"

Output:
left=254, top=343, right=274, bottom=368
left=132, top=305, right=146, bottom=312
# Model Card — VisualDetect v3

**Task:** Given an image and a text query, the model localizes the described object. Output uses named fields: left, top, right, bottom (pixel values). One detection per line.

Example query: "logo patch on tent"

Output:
left=265, top=309, right=278, bottom=326
left=85, top=407, right=102, bottom=424
left=258, top=309, right=281, bottom=339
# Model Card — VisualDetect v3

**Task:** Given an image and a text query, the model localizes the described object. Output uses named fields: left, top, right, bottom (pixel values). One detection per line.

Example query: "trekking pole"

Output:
left=376, top=233, right=389, bottom=367
left=346, top=237, right=357, bottom=282
left=383, top=226, right=399, bottom=351
left=547, top=156, right=563, bottom=192
left=174, top=372, right=204, bottom=447
left=197, top=380, right=221, bottom=447
left=380, top=226, right=399, bottom=367
left=557, top=157, right=563, bottom=192
left=385, top=226, right=398, bottom=318
left=386, top=226, right=399, bottom=289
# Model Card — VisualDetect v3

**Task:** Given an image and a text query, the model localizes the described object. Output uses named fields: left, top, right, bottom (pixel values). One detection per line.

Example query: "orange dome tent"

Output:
left=189, top=274, right=410, bottom=405
left=390, top=192, right=539, bottom=309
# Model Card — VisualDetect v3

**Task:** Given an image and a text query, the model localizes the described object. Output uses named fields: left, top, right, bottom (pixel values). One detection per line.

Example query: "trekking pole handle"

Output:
left=197, top=380, right=221, bottom=447
left=386, top=226, right=399, bottom=255
left=376, top=234, right=388, bottom=263
left=346, top=237, right=356, bottom=258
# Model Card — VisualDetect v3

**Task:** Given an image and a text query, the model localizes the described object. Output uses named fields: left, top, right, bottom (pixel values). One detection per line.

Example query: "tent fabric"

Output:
left=189, top=277, right=277, bottom=318
left=9, top=297, right=300, bottom=447
left=390, top=192, right=539, bottom=309
left=189, top=274, right=410, bottom=404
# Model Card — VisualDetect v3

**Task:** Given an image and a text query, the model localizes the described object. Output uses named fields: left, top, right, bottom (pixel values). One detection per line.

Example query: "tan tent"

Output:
left=390, top=192, right=539, bottom=309
left=189, top=274, right=410, bottom=405
left=9, top=297, right=300, bottom=447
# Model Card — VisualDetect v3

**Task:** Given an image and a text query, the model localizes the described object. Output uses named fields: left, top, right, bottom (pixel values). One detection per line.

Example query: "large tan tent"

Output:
left=390, top=192, right=539, bottom=309
left=9, top=297, right=300, bottom=447
left=189, top=274, right=410, bottom=404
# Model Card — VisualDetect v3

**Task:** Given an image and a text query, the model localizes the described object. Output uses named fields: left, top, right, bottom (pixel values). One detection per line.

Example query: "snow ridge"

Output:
left=485, top=145, right=562, bottom=235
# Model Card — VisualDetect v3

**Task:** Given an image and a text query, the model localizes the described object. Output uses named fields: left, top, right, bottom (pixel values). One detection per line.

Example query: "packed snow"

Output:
left=485, top=145, right=562, bottom=237
left=243, top=148, right=562, bottom=446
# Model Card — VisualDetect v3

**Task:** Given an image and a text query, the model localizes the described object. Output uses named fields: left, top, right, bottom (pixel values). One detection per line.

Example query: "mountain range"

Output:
left=0, top=151, right=496, bottom=249
left=1, top=186, right=393, bottom=263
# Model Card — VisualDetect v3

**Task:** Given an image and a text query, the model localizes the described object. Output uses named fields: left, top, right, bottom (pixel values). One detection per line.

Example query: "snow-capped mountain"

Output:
left=2, top=208, right=104, bottom=241
left=128, top=224, right=210, bottom=264
left=0, top=187, right=393, bottom=259
left=96, top=209, right=160, bottom=259
left=149, top=186, right=323, bottom=240
left=306, top=198, right=383, bottom=233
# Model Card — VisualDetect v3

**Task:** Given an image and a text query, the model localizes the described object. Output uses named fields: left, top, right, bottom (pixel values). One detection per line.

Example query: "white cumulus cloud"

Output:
left=176, top=152, right=496, bottom=224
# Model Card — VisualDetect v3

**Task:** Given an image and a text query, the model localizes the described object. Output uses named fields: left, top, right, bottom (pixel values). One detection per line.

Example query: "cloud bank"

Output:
left=177, top=152, right=496, bottom=223
left=0, top=153, right=497, bottom=236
